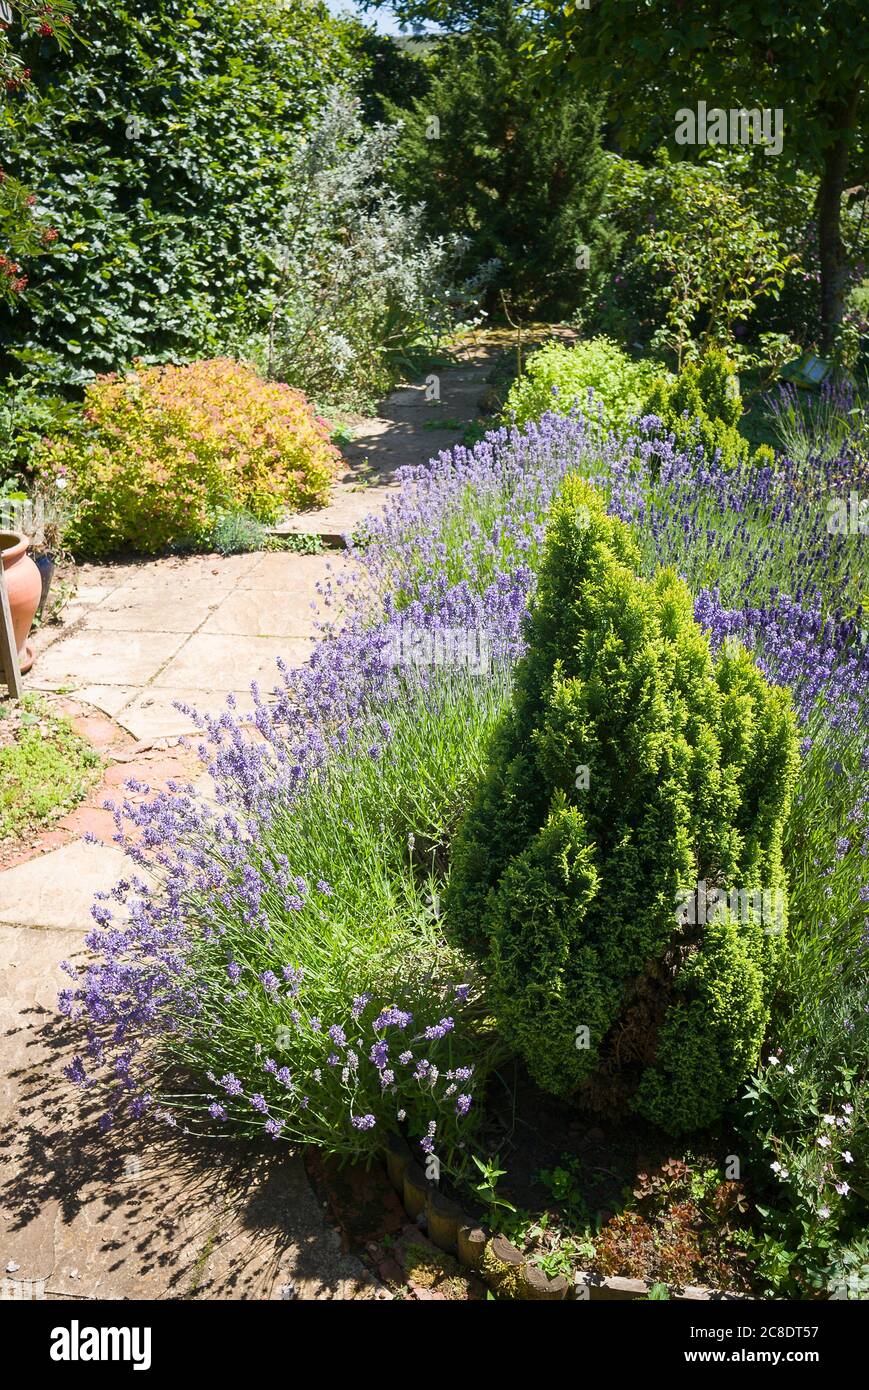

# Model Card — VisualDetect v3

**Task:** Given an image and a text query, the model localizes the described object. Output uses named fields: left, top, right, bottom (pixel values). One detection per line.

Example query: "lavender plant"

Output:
left=767, top=377, right=869, bottom=467
left=59, top=573, right=525, bottom=1158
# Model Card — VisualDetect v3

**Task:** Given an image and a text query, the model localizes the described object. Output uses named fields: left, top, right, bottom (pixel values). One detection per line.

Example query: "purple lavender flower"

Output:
left=370, top=1040, right=389, bottom=1070
left=424, top=1017, right=454, bottom=1041
left=373, top=1005, right=413, bottom=1032
left=351, top=992, right=373, bottom=1020
left=281, top=964, right=304, bottom=993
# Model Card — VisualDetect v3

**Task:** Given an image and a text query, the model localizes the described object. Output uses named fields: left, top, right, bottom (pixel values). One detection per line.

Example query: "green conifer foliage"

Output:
left=447, top=476, right=799, bottom=1130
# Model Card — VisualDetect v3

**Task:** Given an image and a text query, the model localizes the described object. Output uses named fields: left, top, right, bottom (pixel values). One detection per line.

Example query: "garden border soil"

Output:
left=372, top=1137, right=750, bottom=1301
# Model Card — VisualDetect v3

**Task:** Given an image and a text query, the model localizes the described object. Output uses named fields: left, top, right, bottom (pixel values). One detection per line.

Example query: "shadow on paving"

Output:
left=1, top=969, right=377, bottom=1301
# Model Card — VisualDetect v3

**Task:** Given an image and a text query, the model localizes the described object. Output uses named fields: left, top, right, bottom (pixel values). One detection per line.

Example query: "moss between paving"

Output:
left=0, top=694, right=101, bottom=841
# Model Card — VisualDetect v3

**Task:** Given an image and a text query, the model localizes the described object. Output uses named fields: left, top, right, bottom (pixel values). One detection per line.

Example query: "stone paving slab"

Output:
left=97, top=552, right=263, bottom=593
left=200, top=589, right=319, bottom=639
left=108, top=689, right=256, bottom=741
left=79, top=598, right=218, bottom=634
left=235, top=550, right=341, bottom=590
left=0, top=841, right=130, bottom=930
left=62, top=684, right=142, bottom=719
left=30, top=629, right=189, bottom=691
left=274, top=483, right=398, bottom=541
left=150, top=633, right=312, bottom=692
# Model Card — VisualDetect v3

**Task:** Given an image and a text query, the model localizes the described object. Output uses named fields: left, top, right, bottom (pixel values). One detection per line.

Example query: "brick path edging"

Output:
left=385, top=1136, right=750, bottom=1303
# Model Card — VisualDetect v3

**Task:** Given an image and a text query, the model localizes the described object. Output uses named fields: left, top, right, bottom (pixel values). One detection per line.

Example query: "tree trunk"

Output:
left=817, top=83, right=862, bottom=354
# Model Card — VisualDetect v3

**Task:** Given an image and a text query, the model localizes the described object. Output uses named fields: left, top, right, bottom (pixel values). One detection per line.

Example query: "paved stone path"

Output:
left=27, top=550, right=339, bottom=741
left=0, top=337, right=503, bottom=1301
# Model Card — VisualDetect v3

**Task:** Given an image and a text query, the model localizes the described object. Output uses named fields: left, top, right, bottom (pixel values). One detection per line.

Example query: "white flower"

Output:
left=817, top=1136, right=831, bottom=1149
left=843, top=1150, right=854, bottom=1164
left=770, top=1161, right=782, bottom=1173
left=822, top=1114, right=836, bottom=1125
left=835, top=1182, right=850, bottom=1197
left=785, top=1064, right=794, bottom=1074
left=768, top=1055, right=780, bottom=1066
left=819, top=1206, right=831, bottom=1219
left=55, top=476, right=68, bottom=491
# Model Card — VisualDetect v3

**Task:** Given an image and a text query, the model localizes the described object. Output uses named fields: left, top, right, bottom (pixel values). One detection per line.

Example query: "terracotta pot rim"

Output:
left=0, top=531, right=31, bottom=564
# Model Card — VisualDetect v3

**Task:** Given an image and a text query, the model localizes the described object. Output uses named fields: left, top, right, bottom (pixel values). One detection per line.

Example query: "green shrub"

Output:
left=0, top=376, right=82, bottom=485
left=643, top=348, right=763, bottom=470
left=504, top=337, right=664, bottom=434
left=36, top=358, right=338, bottom=555
left=447, top=476, right=799, bottom=1132
left=262, top=92, right=464, bottom=413
left=598, top=152, right=791, bottom=368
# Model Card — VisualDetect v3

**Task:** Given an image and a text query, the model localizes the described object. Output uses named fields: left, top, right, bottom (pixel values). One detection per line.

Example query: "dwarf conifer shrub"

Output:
left=447, top=476, right=799, bottom=1132
left=643, top=349, right=762, bottom=471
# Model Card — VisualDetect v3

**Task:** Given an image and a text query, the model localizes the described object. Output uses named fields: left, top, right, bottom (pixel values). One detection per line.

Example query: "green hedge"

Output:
left=0, top=0, right=357, bottom=385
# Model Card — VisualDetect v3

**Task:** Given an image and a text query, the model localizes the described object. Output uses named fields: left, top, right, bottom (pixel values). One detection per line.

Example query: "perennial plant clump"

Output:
left=503, top=336, right=662, bottom=436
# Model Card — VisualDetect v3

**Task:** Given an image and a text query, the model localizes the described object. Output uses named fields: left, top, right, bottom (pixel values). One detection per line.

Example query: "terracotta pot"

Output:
left=1, top=531, right=42, bottom=675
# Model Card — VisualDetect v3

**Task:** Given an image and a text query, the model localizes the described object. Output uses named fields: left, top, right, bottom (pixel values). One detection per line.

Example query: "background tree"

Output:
left=533, top=0, right=869, bottom=353
left=388, top=0, right=612, bottom=318
left=343, top=18, right=431, bottom=124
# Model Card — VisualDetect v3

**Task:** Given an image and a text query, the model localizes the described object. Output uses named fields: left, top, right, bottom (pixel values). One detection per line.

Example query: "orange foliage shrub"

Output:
left=38, top=358, right=340, bottom=554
